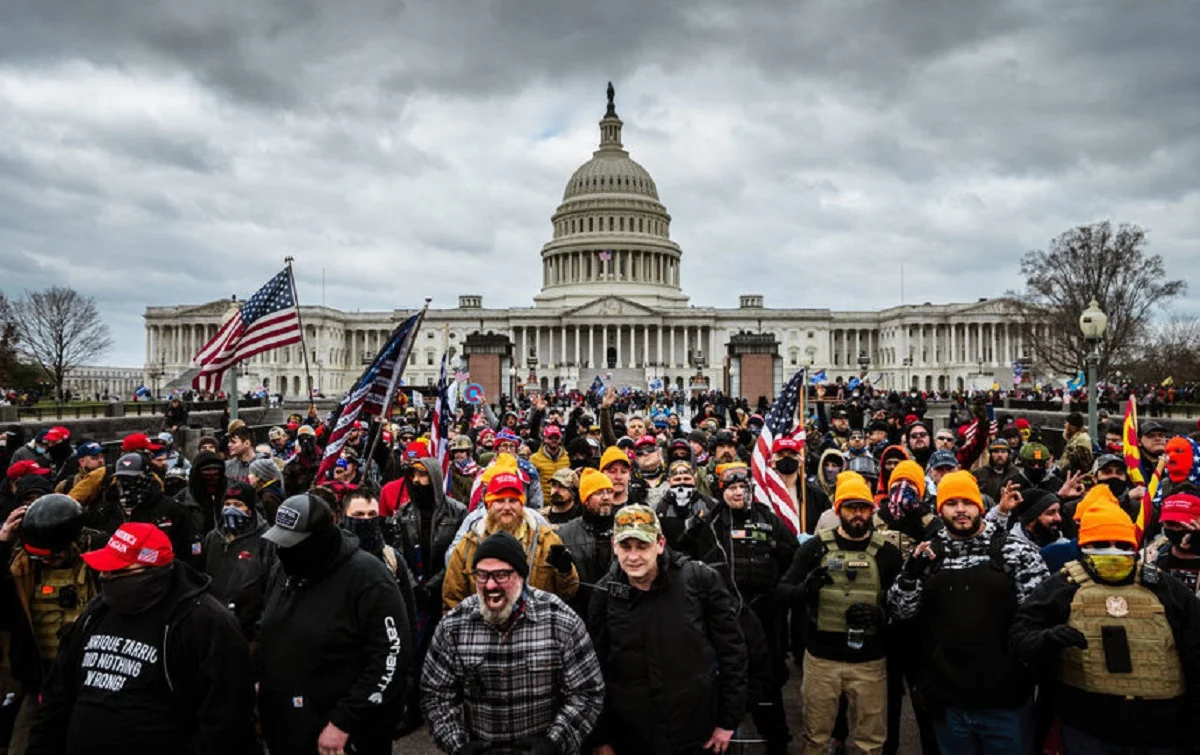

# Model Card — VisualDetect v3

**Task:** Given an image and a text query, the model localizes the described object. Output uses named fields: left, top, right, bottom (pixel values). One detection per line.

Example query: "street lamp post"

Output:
left=857, top=352, right=870, bottom=381
left=1079, top=299, right=1109, bottom=443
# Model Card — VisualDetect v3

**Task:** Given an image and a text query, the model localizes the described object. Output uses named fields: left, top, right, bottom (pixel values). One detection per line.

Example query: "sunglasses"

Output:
left=635, top=448, right=658, bottom=457
left=909, top=431, right=929, bottom=439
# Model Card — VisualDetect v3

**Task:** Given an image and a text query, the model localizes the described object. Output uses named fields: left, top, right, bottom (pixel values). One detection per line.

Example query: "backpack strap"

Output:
left=818, top=529, right=836, bottom=546
left=1062, top=559, right=1092, bottom=587
left=865, top=532, right=886, bottom=558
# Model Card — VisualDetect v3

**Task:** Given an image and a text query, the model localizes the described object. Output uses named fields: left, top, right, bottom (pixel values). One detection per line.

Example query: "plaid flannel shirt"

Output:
left=421, top=587, right=605, bottom=753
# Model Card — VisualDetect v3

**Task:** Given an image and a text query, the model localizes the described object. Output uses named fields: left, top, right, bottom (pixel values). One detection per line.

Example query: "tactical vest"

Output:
left=1057, top=560, right=1184, bottom=700
left=872, top=512, right=932, bottom=560
left=815, top=529, right=886, bottom=634
left=30, top=560, right=96, bottom=662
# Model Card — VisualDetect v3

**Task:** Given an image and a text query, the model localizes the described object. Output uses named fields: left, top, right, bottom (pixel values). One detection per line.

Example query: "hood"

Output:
left=816, top=448, right=845, bottom=493
left=162, top=561, right=215, bottom=621
left=415, top=456, right=450, bottom=507
left=188, top=451, right=227, bottom=507
left=875, top=445, right=913, bottom=495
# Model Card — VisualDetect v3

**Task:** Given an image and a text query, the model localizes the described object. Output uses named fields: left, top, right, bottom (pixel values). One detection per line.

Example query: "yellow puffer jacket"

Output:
left=529, top=447, right=570, bottom=500
left=442, top=510, right=578, bottom=613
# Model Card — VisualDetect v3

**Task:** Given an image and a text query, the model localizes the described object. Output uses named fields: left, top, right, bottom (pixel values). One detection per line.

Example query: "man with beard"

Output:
left=556, top=468, right=617, bottom=617
left=678, top=463, right=796, bottom=754
left=1012, top=503, right=1200, bottom=753
left=447, top=434, right=480, bottom=504
left=259, top=494, right=410, bottom=755
left=422, top=531, right=604, bottom=754
left=530, top=424, right=569, bottom=501
left=653, top=460, right=714, bottom=547
left=903, top=421, right=934, bottom=469
left=442, top=459, right=577, bottom=612
left=56, top=441, right=108, bottom=509
left=201, top=481, right=275, bottom=641
left=545, top=467, right=581, bottom=527
left=589, top=505, right=746, bottom=755
left=28, top=522, right=256, bottom=754
left=973, top=438, right=1013, bottom=503
left=282, top=425, right=321, bottom=495
left=700, top=430, right=740, bottom=499
left=599, top=446, right=637, bottom=507
left=1008, top=489, right=1070, bottom=556
left=783, top=471, right=902, bottom=755
left=391, top=457, right=466, bottom=734
left=889, top=471, right=1050, bottom=753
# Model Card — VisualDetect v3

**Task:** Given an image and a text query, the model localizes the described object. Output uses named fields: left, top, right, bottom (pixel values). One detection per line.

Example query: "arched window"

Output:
left=608, top=217, right=614, bottom=231
left=588, top=217, right=594, bottom=232
left=619, top=217, right=624, bottom=231
left=638, top=217, right=643, bottom=232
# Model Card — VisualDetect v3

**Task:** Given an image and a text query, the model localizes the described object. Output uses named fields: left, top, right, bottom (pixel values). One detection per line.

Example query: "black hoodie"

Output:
left=27, top=563, right=257, bottom=755
left=184, top=451, right=227, bottom=535
left=258, top=530, right=412, bottom=753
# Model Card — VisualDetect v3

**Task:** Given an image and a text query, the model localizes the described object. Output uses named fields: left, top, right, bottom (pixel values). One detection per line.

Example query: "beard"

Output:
left=839, top=515, right=871, bottom=538
left=479, top=586, right=519, bottom=625
left=486, top=508, right=522, bottom=534
left=945, top=512, right=983, bottom=538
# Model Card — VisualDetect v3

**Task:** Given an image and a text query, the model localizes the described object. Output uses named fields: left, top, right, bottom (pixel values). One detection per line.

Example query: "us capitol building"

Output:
left=144, top=86, right=1047, bottom=402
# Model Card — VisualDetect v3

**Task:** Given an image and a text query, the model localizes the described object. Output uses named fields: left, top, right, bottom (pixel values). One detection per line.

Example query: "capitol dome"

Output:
left=535, top=84, right=688, bottom=309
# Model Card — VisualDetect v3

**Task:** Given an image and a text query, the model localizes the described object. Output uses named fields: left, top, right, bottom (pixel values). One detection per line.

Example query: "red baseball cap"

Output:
left=772, top=437, right=804, bottom=454
left=6, top=460, right=50, bottom=482
left=121, top=433, right=153, bottom=453
left=486, top=471, right=524, bottom=498
left=81, top=523, right=174, bottom=572
left=1015, top=418, right=1031, bottom=430
left=1160, top=492, right=1200, bottom=525
left=44, top=426, right=71, bottom=444
left=633, top=435, right=657, bottom=449
left=542, top=424, right=562, bottom=438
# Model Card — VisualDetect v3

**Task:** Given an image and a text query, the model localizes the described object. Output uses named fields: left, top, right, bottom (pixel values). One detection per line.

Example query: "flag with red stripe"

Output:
left=751, top=367, right=807, bottom=535
left=430, top=353, right=452, bottom=491
left=1121, top=394, right=1153, bottom=543
left=191, top=268, right=302, bottom=393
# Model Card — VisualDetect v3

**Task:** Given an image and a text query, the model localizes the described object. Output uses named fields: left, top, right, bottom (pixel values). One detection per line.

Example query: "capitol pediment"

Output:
left=565, top=295, right=659, bottom=318
left=178, top=299, right=237, bottom=317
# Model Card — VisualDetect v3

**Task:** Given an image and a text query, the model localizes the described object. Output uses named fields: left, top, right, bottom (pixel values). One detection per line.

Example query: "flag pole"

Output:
left=285, top=256, right=316, bottom=404
left=364, top=298, right=432, bottom=469
left=798, top=369, right=808, bottom=534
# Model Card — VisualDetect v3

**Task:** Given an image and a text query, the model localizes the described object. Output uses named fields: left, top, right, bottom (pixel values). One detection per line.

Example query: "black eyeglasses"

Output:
left=472, top=568, right=516, bottom=586
left=635, top=448, right=658, bottom=457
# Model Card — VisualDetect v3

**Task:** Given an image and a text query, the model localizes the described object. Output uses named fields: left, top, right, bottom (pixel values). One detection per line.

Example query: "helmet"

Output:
left=449, top=435, right=473, bottom=452
left=21, top=494, right=84, bottom=555
left=846, top=455, right=880, bottom=478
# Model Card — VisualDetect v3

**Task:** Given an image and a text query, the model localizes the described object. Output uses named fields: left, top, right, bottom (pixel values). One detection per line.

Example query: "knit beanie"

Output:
left=1077, top=503, right=1136, bottom=547
left=1073, top=484, right=1119, bottom=523
left=833, top=471, right=875, bottom=511
left=599, top=446, right=630, bottom=472
left=579, top=468, right=615, bottom=504
left=1017, top=489, right=1059, bottom=526
left=250, top=458, right=280, bottom=484
left=888, top=460, right=927, bottom=500
left=935, top=470, right=983, bottom=512
left=472, top=530, right=529, bottom=579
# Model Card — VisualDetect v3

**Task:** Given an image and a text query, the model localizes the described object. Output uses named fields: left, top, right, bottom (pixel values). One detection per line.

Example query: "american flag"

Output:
left=430, top=352, right=452, bottom=491
left=598, top=250, right=612, bottom=262
left=315, top=311, right=424, bottom=483
left=751, top=368, right=807, bottom=535
left=192, top=268, right=302, bottom=393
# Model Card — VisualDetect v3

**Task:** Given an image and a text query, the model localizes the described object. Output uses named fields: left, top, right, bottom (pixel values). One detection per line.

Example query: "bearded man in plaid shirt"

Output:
left=421, top=530, right=604, bottom=753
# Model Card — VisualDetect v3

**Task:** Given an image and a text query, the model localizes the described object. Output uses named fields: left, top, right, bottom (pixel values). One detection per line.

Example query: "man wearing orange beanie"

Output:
left=442, top=460, right=578, bottom=613
left=1012, top=502, right=1200, bottom=752
left=554, top=469, right=617, bottom=617
left=782, top=471, right=902, bottom=755
left=889, top=469, right=1050, bottom=753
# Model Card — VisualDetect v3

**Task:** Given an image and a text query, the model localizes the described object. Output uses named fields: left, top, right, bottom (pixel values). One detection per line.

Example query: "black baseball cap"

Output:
left=263, top=493, right=334, bottom=547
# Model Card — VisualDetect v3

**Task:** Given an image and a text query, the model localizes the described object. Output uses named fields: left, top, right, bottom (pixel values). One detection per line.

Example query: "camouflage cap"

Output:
left=613, top=504, right=662, bottom=544
left=1020, top=442, right=1051, bottom=463
left=551, top=467, right=579, bottom=490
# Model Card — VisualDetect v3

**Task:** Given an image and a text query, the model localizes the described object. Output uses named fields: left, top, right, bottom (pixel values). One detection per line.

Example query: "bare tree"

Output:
left=1127, top=316, right=1200, bottom=385
left=1009, top=221, right=1186, bottom=377
left=0, top=293, right=22, bottom=387
left=14, top=286, right=113, bottom=401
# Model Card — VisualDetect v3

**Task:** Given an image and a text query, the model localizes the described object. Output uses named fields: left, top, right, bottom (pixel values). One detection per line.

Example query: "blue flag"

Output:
left=847, top=376, right=861, bottom=390
left=589, top=375, right=605, bottom=395
left=1066, top=370, right=1085, bottom=391
left=809, top=369, right=827, bottom=385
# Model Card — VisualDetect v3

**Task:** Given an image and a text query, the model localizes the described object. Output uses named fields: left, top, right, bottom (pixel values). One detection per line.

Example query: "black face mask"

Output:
left=1025, top=466, right=1047, bottom=484
left=48, top=443, right=71, bottom=463
left=102, top=566, right=173, bottom=615
left=583, top=511, right=614, bottom=534
left=342, top=516, right=385, bottom=557
left=1103, top=479, right=1129, bottom=498
left=1164, top=528, right=1200, bottom=553
left=774, top=457, right=800, bottom=476
left=120, top=477, right=152, bottom=511
left=277, top=526, right=342, bottom=580
left=411, top=481, right=435, bottom=508
left=569, top=456, right=592, bottom=470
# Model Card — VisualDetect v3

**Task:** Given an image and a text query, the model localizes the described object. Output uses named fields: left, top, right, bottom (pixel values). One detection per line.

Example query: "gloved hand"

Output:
left=845, top=602, right=883, bottom=632
left=413, top=581, right=433, bottom=607
left=515, top=736, right=559, bottom=755
left=454, top=742, right=490, bottom=755
left=799, top=566, right=833, bottom=601
left=1045, top=625, right=1088, bottom=651
left=902, top=543, right=938, bottom=582
left=546, top=544, right=574, bottom=574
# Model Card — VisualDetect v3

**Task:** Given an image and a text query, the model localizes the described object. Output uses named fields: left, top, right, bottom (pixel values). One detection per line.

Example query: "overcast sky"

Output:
left=2, top=0, right=1197, bottom=367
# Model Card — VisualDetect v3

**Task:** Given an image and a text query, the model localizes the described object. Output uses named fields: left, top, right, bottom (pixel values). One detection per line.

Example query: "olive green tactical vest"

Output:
left=1057, top=560, right=1184, bottom=699
left=31, top=561, right=95, bottom=662
left=815, top=529, right=885, bottom=634
left=872, top=512, right=932, bottom=560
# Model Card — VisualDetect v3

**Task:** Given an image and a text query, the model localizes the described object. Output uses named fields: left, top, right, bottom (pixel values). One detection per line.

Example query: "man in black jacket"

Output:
left=259, top=493, right=412, bottom=755
left=94, top=454, right=195, bottom=566
left=201, top=481, right=276, bottom=641
left=589, top=504, right=746, bottom=755
left=557, top=468, right=617, bottom=617
left=27, top=522, right=256, bottom=754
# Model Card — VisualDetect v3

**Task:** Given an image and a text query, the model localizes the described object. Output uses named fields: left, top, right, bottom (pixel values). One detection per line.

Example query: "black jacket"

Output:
left=556, top=513, right=614, bottom=616
left=27, top=563, right=256, bottom=755
left=91, top=483, right=196, bottom=567
left=184, top=452, right=227, bottom=536
left=391, top=458, right=466, bottom=612
left=258, top=531, right=412, bottom=753
left=678, top=501, right=797, bottom=603
left=201, top=516, right=276, bottom=640
left=1011, top=568, right=1200, bottom=748
left=588, top=550, right=747, bottom=754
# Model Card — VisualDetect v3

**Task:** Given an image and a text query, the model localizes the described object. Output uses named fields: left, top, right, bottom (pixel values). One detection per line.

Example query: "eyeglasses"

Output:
left=615, top=508, right=657, bottom=527
left=472, top=568, right=516, bottom=586
left=908, top=431, right=929, bottom=439
left=635, top=448, right=658, bottom=457
left=935, top=436, right=955, bottom=443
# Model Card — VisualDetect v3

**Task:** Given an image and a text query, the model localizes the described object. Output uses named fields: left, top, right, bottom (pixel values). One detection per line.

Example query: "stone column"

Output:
left=602, top=326, right=608, bottom=369
left=669, top=326, right=676, bottom=369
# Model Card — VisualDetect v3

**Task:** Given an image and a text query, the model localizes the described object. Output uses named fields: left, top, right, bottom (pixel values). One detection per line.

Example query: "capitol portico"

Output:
left=144, top=86, right=1049, bottom=402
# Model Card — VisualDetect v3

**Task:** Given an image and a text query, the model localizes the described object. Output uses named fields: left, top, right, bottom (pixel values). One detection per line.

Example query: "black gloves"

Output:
left=516, top=736, right=559, bottom=755
left=901, top=545, right=938, bottom=582
left=845, top=602, right=883, bottom=632
left=800, top=566, right=833, bottom=604
left=546, top=544, right=574, bottom=574
left=1045, top=625, right=1088, bottom=651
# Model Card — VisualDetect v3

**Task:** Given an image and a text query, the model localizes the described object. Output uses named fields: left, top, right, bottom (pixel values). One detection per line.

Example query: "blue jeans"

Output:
left=933, top=703, right=1032, bottom=755
left=1061, top=725, right=1184, bottom=755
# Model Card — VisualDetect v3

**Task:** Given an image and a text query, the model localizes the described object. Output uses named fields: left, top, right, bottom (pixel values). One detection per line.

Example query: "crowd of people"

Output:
left=0, top=380, right=1198, bottom=754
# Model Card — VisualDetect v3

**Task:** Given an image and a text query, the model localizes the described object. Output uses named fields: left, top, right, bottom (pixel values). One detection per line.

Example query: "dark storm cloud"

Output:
left=0, top=0, right=1197, bottom=365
